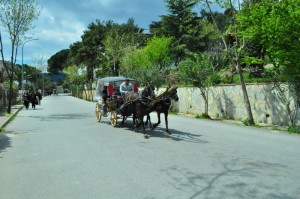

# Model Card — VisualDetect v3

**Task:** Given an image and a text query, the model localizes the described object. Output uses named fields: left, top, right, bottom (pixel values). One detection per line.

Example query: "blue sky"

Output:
left=2, top=0, right=168, bottom=66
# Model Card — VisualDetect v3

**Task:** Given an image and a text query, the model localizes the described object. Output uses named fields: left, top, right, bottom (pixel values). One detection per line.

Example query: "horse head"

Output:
left=142, top=83, right=155, bottom=99
left=166, top=85, right=179, bottom=102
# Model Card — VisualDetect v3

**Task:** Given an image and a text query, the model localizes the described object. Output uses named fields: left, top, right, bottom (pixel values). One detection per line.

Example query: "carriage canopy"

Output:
left=94, top=76, right=138, bottom=101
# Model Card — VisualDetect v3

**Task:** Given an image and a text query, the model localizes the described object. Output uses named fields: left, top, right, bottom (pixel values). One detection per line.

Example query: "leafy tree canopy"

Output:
left=47, top=49, right=70, bottom=74
left=237, top=0, right=300, bottom=80
left=150, top=0, right=207, bottom=65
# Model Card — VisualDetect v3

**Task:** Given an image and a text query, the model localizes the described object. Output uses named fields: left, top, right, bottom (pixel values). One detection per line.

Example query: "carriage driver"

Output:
left=120, top=78, right=133, bottom=97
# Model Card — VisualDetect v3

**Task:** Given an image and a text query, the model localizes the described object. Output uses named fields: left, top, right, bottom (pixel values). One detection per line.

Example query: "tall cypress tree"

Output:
left=150, top=0, right=203, bottom=66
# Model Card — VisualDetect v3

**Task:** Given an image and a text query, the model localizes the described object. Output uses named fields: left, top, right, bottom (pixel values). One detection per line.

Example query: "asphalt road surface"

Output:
left=0, top=94, right=300, bottom=199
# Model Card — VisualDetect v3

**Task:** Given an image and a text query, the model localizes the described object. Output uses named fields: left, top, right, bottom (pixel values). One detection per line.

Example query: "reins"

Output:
left=122, top=85, right=153, bottom=107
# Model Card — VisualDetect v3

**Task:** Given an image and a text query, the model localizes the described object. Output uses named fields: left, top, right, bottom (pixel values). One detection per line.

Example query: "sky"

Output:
left=2, top=0, right=168, bottom=67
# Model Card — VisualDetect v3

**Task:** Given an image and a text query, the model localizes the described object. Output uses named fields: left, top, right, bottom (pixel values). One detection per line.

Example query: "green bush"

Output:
left=195, top=113, right=211, bottom=119
left=243, top=118, right=250, bottom=126
left=287, top=125, right=300, bottom=134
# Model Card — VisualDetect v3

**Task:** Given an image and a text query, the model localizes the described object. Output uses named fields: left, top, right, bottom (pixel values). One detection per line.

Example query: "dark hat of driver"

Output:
left=125, top=78, right=129, bottom=81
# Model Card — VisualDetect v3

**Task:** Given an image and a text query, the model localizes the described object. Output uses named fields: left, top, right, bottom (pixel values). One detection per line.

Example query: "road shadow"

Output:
left=161, top=157, right=295, bottom=199
left=24, top=113, right=94, bottom=121
left=111, top=121, right=208, bottom=143
left=23, top=107, right=44, bottom=111
left=148, top=127, right=208, bottom=143
left=0, top=133, right=11, bottom=157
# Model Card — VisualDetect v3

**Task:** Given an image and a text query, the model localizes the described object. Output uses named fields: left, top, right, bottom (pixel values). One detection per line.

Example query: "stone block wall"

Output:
left=157, top=84, right=300, bottom=126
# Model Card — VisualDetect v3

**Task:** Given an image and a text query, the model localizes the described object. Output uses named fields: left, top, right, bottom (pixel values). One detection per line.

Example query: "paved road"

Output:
left=0, top=95, right=300, bottom=199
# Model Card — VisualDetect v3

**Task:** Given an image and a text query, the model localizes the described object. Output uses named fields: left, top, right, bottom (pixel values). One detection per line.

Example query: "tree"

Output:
left=104, top=27, right=128, bottom=76
left=144, top=36, right=173, bottom=70
left=79, top=20, right=108, bottom=82
left=63, top=65, right=85, bottom=98
left=121, top=36, right=173, bottom=89
left=0, top=0, right=40, bottom=113
left=236, top=0, right=300, bottom=128
left=199, top=9, right=232, bottom=75
left=237, top=0, right=300, bottom=80
left=150, top=0, right=205, bottom=66
left=47, top=49, right=70, bottom=74
left=0, top=61, right=5, bottom=83
left=32, top=55, right=47, bottom=94
left=104, top=18, right=141, bottom=76
left=204, top=0, right=255, bottom=125
left=179, top=53, right=218, bottom=116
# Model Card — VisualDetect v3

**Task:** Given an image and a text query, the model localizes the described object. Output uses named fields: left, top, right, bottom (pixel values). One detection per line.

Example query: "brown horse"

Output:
left=146, top=85, right=179, bottom=134
left=119, top=83, right=155, bottom=138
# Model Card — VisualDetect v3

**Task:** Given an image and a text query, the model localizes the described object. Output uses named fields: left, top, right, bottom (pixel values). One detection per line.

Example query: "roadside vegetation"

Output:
left=0, top=0, right=299, bottom=133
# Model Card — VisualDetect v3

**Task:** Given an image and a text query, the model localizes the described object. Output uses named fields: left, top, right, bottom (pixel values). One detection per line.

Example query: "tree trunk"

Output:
left=90, top=82, right=93, bottom=101
left=7, top=48, right=15, bottom=114
left=236, top=59, right=255, bottom=125
left=200, top=88, right=209, bottom=116
left=84, top=90, right=87, bottom=100
left=7, top=77, right=13, bottom=114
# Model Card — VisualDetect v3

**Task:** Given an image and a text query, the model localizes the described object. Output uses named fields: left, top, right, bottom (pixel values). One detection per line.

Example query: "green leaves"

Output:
left=178, top=53, right=214, bottom=87
left=151, top=0, right=208, bottom=64
left=237, top=0, right=300, bottom=80
left=144, top=36, right=172, bottom=69
left=0, top=0, right=40, bottom=38
left=120, top=36, right=173, bottom=87
left=47, top=49, right=70, bottom=74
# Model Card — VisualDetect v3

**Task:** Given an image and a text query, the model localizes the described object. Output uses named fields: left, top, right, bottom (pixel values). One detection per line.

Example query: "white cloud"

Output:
left=9, top=0, right=167, bottom=65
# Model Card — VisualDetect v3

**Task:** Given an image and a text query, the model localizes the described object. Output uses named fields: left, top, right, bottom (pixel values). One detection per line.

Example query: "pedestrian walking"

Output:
left=23, top=92, right=30, bottom=110
left=30, top=91, right=38, bottom=109
left=37, top=91, right=42, bottom=105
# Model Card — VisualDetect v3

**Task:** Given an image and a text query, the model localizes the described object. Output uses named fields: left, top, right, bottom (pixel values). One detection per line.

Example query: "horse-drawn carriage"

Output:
left=95, top=76, right=138, bottom=127
left=95, top=76, right=180, bottom=138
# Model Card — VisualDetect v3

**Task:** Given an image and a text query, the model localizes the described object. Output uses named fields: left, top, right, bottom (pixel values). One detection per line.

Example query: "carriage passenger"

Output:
left=102, top=86, right=108, bottom=116
left=120, top=78, right=133, bottom=97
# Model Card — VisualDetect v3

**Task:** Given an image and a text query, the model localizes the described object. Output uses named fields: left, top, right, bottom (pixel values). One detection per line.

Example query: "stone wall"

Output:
left=157, top=84, right=300, bottom=126
left=0, top=84, right=6, bottom=108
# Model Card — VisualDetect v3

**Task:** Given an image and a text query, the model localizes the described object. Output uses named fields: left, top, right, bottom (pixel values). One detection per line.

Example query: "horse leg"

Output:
left=144, top=114, right=153, bottom=129
left=134, top=115, right=141, bottom=132
left=153, top=112, right=161, bottom=128
left=132, top=114, right=138, bottom=131
left=145, top=114, right=149, bottom=126
left=164, top=111, right=170, bottom=134
left=141, top=115, right=149, bottom=139
left=121, top=116, right=125, bottom=125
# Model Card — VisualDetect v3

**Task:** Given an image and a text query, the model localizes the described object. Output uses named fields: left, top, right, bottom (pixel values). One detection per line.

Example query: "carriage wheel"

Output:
left=111, top=111, right=117, bottom=127
left=95, top=103, right=101, bottom=122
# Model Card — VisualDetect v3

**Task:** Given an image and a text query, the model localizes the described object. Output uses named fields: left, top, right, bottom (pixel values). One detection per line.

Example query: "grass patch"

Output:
left=0, top=127, right=3, bottom=132
left=253, top=124, right=262, bottom=128
left=195, top=113, right=211, bottom=119
left=270, top=125, right=300, bottom=134
left=271, top=126, right=281, bottom=131
left=242, top=118, right=261, bottom=127
left=169, top=111, right=177, bottom=115
left=242, top=118, right=250, bottom=126
left=1, top=108, right=11, bottom=117
left=287, top=125, right=300, bottom=134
